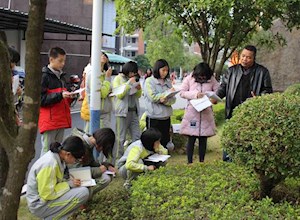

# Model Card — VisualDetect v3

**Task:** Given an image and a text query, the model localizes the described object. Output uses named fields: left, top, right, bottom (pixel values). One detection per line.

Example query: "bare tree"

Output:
left=0, top=0, right=47, bottom=219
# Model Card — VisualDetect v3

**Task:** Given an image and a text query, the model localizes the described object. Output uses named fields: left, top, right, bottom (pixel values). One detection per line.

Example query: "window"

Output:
left=132, top=38, right=136, bottom=44
left=131, top=51, right=136, bottom=57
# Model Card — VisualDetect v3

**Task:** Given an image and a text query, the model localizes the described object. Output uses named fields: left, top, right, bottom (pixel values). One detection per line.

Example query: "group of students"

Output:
left=26, top=127, right=168, bottom=219
left=27, top=45, right=226, bottom=219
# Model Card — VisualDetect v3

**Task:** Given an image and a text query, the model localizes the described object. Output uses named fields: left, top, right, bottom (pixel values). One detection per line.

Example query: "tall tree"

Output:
left=0, top=0, right=47, bottom=219
left=134, top=54, right=151, bottom=72
left=116, top=0, right=300, bottom=75
left=143, top=15, right=185, bottom=68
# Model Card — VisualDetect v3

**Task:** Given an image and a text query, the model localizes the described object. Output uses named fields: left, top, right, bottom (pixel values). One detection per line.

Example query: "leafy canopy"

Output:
left=116, top=0, right=300, bottom=74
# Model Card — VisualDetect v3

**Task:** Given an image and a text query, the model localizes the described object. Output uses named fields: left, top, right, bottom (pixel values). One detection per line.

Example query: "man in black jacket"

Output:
left=216, top=45, right=273, bottom=161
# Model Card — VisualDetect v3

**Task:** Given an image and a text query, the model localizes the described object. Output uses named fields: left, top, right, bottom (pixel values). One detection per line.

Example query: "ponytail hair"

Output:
left=50, top=136, right=85, bottom=159
left=50, top=142, right=63, bottom=153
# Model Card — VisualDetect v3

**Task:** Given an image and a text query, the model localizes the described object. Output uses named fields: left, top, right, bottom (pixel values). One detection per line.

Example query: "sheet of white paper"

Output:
left=80, top=179, right=96, bottom=187
left=144, top=154, right=171, bottom=162
left=129, top=82, right=140, bottom=95
left=104, top=170, right=116, bottom=177
left=69, top=167, right=96, bottom=187
left=109, top=84, right=127, bottom=97
left=205, top=91, right=223, bottom=102
left=165, top=90, right=180, bottom=99
left=21, top=184, right=27, bottom=195
left=190, top=95, right=212, bottom=112
left=12, top=75, right=19, bottom=95
left=172, top=124, right=181, bottom=134
left=70, top=88, right=85, bottom=95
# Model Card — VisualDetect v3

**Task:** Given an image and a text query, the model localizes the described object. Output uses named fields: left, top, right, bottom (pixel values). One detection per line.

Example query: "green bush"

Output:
left=71, top=182, right=133, bottom=220
left=222, top=93, right=300, bottom=198
left=284, top=83, right=300, bottom=96
left=130, top=162, right=300, bottom=219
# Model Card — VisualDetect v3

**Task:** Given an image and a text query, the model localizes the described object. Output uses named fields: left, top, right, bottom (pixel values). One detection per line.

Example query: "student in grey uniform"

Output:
left=112, top=61, right=142, bottom=164
left=69, top=127, right=116, bottom=199
left=26, top=136, right=89, bottom=220
left=143, top=59, right=176, bottom=148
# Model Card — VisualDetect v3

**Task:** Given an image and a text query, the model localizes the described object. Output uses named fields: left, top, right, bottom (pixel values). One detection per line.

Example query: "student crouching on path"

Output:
left=143, top=59, right=176, bottom=149
left=26, top=136, right=89, bottom=220
left=112, top=61, right=142, bottom=165
left=39, top=47, right=75, bottom=157
left=118, top=128, right=168, bottom=189
left=69, top=127, right=116, bottom=199
left=180, top=63, right=219, bottom=163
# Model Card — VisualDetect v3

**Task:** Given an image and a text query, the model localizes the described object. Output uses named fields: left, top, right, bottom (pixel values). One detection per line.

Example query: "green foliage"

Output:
left=181, top=53, right=202, bottom=73
left=115, top=0, right=300, bottom=74
left=134, top=55, right=151, bottom=73
left=284, top=83, right=300, bottom=96
left=130, top=162, right=300, bottom=219
left=171, top=103, right=225, bottom=127
left=213, top=102, right=226, bottom=127
left=144, top=15, right=185, bottom=68
left=71, top=182, right=133, bottom=220
left=222, top=93, right=300, bottom=194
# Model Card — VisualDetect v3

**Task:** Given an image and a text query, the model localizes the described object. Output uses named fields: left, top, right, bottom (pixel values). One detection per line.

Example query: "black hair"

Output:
left=8, top=47, right=20, bottom=64
left=102, top=52, right=109, bottom=71
left=50, top=136, right=85, bottom=159
left=122, top=61, right=138, bottom=77
left=141, top=128, right=161, bottom=151
left=49, top=47, right=66, bottom=58
left=243, top=45, right=257, bottom=59
left=153, top=59, right=170, bottom=79
left=192, top=62, right=213, bottom=84
left=93, top=128, right=115, bottom=158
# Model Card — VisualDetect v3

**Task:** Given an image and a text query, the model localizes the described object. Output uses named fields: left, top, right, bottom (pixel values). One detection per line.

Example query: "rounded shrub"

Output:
left=130, top=162, right=300, bottom=219
left=222, top=93, right=300, bottom=197
left=284, top=83, right=300, bottom=96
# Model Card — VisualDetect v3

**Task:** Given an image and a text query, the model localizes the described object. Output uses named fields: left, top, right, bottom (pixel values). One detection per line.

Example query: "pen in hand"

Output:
left=69, top=173, right=81, bottom=187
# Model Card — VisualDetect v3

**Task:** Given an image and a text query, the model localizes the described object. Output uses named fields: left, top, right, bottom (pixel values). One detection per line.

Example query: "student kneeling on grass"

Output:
left=118, top=128, right=168, bottom=189
left=69, top=127, right=116, bottom=199
left=26, top=136, right=89, bottom=220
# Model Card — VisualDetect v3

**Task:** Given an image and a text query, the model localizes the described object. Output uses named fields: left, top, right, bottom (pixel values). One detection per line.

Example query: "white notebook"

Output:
left=190, top=95, right=212, bottom=112
left=69, top=166, right=96, bottom=187
left=144, top=154, right=171, bottom=162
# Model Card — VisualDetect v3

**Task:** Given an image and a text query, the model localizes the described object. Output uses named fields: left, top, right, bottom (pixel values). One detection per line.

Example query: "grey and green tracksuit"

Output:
left=118, top=140, right=168, bottom=187
left=26, top=151, right=89, bottom=220
left=69, top=128, right=112, bottom=198
left=112, top=74, right=141, bottom=165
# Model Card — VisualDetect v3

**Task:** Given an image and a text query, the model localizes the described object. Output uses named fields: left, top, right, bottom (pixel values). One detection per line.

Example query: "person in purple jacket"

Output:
left=180, top=62, right=219, bottom=163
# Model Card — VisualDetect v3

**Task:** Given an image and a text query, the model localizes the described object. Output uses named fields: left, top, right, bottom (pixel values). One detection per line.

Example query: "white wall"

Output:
left=4, top=30, right=26, bottom=68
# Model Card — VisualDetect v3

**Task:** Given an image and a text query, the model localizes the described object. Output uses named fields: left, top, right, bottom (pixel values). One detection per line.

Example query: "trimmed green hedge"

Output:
left=222, top=93, right=300, bottom=197
left=130, top=162, right=300, bottom=219
left=284, top=83, right=300, bottom=96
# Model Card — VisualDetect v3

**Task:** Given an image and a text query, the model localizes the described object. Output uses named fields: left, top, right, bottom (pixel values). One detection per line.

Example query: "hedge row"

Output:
left=130, top=162, right=300, bottom=219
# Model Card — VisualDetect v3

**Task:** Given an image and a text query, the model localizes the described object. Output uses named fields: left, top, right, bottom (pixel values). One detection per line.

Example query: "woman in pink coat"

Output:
left=180, top=63, right=219, bottom=163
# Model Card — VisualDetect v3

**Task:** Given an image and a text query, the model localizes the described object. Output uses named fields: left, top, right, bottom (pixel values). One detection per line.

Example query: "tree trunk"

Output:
left=0, top=31, right=15, bottom=199
left=258, top=173, right=282, bottom=199
left=0, top=0, right=47, bottom=219
left=0, top=149, right=8, bottom=195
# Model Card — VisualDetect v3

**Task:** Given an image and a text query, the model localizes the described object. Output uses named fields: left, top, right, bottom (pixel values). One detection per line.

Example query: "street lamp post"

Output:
left=90, top=0, right=103, bottom=136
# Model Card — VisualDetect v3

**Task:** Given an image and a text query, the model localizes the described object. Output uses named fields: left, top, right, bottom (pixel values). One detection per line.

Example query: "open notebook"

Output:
left=144, top=154, right=171, bottom=163
left=69, top=166, right=96, bottom=187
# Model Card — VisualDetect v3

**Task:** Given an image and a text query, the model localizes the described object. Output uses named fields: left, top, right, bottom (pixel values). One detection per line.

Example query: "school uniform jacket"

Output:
left=117, top=140, right=168, bottom=172
left=26, top=151, right=70, bottom=210
left=38, top=66, right=72, bottom=133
